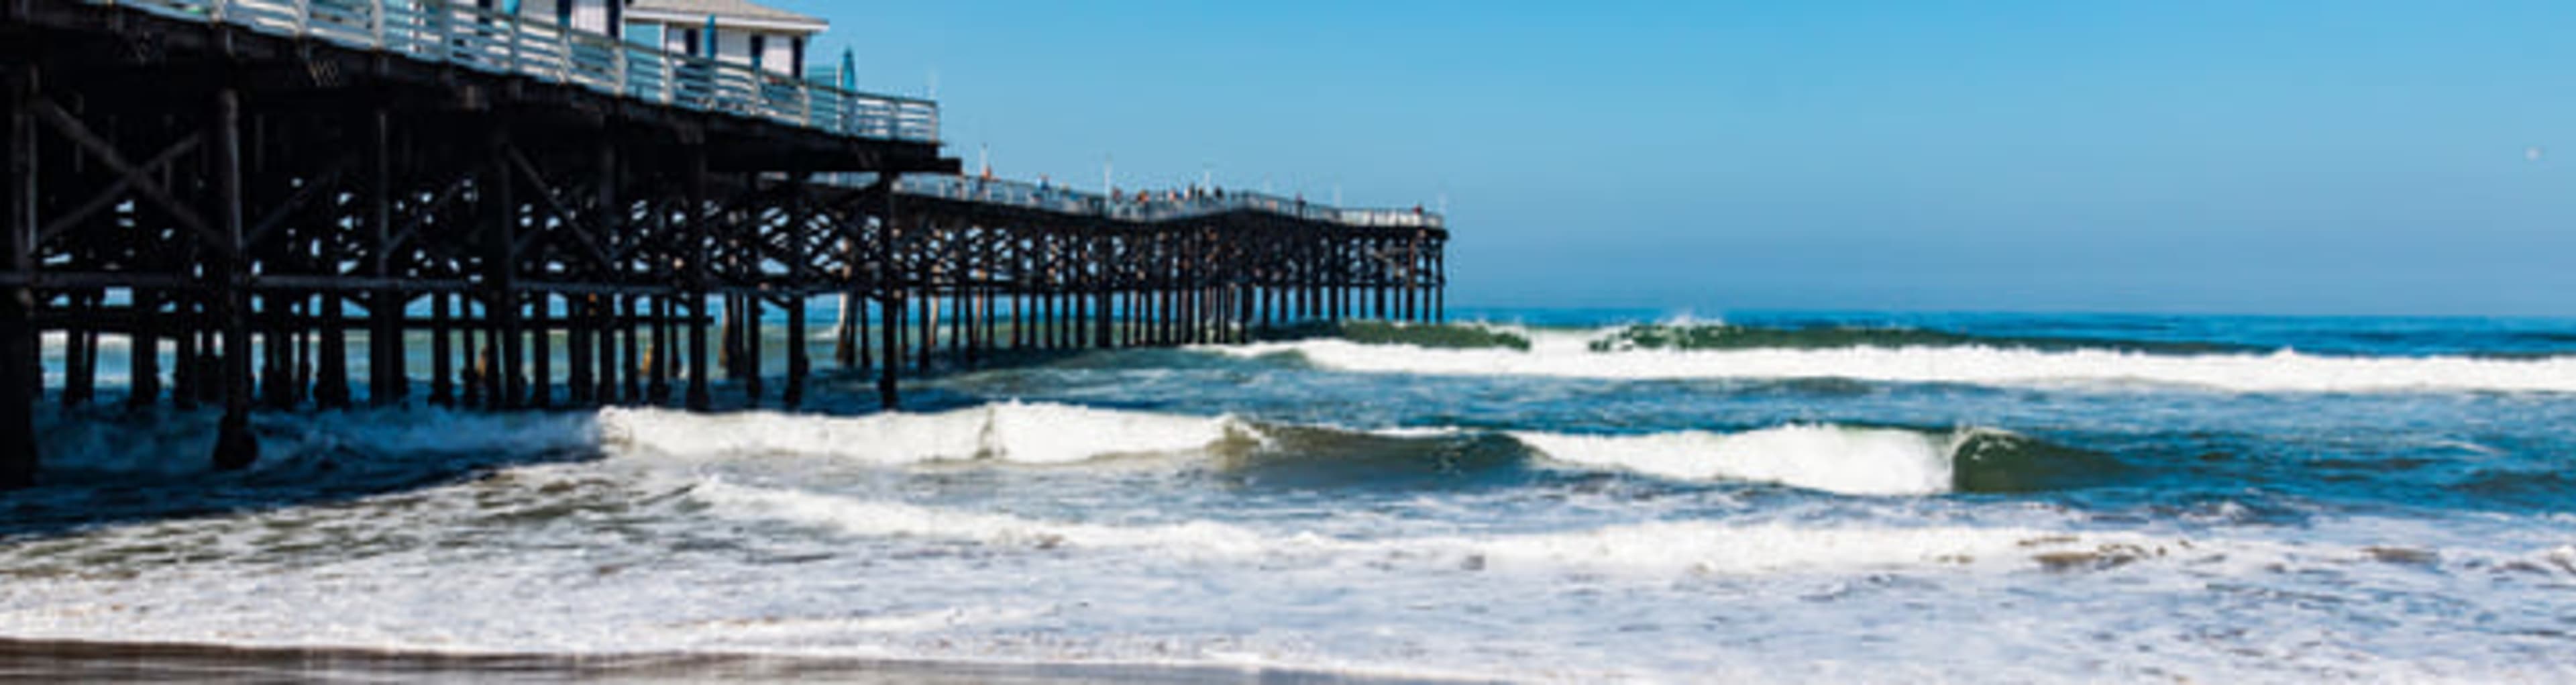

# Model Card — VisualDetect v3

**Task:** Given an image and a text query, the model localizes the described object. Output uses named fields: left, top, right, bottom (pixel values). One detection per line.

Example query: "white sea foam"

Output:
left=1, top=455, right=2562, bottom=683
left=1511, top=425, right=1962, bottom=496
left=1219, top=335, right=2576, bottom=392
left=598, top=402, right=1254, bottom=466
left=695, top=480, right=1283, bottom=556
left=692, top=480, right=2226, bottom=575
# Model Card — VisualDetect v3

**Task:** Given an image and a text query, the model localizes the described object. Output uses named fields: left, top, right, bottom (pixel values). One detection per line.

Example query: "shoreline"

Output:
left=0, top=638, right=1477, bottom=684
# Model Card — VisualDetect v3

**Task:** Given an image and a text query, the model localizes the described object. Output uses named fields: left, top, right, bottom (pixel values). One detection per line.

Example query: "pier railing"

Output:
left=89, top=0, right=942, bottom=143
left=895, top=175, right=1445, bottom=229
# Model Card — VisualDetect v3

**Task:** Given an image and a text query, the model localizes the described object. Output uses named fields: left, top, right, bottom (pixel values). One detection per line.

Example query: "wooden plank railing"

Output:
left=89, top=0, right=942, bottom=144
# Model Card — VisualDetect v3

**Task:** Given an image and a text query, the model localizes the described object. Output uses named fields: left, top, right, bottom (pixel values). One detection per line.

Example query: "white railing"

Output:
left=892, top=175, right=1445, bottom=229
left=90, top=0, right=941, bottom=144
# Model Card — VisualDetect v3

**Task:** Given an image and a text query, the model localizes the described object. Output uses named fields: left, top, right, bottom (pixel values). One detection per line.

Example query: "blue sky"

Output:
left=774, top=1, right=2576, bottom=316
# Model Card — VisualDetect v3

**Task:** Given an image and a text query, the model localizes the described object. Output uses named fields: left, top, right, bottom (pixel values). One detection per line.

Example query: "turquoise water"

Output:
left=5, top=309, right=2575, bottom=682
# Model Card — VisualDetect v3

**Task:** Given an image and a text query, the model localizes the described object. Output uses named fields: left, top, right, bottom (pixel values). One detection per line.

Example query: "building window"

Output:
left=608, top=0, right=623, bottom=38
left=792, top=37, right=806, bottom=79
left=682, top=28, right=700, bottom=56
left=751, top=34, right=767, bottom=70
left=555, top=0, right=571, bottom=26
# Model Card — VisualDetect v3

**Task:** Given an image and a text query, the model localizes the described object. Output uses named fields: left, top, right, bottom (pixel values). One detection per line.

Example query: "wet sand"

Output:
left=0, top=639, right=1471, bottom=684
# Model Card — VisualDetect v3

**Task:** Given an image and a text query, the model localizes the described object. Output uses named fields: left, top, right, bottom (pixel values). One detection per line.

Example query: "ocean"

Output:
left=4, top=309, right=2575, bottom=682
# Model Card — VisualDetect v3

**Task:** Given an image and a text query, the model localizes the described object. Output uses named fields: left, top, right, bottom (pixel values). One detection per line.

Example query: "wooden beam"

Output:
left=211, top=87, right=258, bottom=471
left=2, top=64, right=40, bottom=489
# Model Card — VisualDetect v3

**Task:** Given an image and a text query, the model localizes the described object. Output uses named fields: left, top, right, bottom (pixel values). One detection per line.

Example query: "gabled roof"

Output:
left=626, top=0, right=829, bottom=32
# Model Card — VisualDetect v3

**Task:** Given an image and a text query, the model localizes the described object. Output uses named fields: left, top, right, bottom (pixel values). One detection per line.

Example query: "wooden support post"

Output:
left=1341, top=238, right=1356, bottom=323
left=260, top=294, right=292, bottom=409
left=129, top=288, right=162, bottom=411
left=718, top=293, right=738, bottom=384
left=1237, top=280, right=1254, bottom=344
left=979, top=238, right=996, bottom=361
left=875, top=176, right=900, bottom=409
left=1097, top=240, right=1116, bottom=350
left=3, top=66, right=39, bottom=488
left=488, top=132, right=524, bottom=410
left=464, top=299, right=486, bottom=409
left=783, top=178, right=810, bottom=407
left=742, top=293, right=762, bottom=404
left=174, top=295, right=199, bottom=411
left=1178, top=234, right=1195, bottom=346
left=316, top=129, right=356, bottom=407
left=570, top=295, right=594, bottom=407
left=785, top=293, right=808, bottom=407
left=368, top=107, right=405, bottom=407
left=64, top=292, right=94, bottom=408
left=566, top=295, right=592, bottom=408
left=1375, top=239, right=1390, bottom=321
left=621, top=294, right=642, bottom=404
left=531, top=292, right=553, bottom=409
left=947, top=286, right=964, bottom=368
left=649, top=294, right=672, bottom=404
left=211, top=89, right=258, bottom=470
left=592, top=295, right=615, bottom=406
left=1040, top=268, right=1057, bottom=350
left=584, top=145, right=616, bottom=406
left=684, top=150, right=712, bottom=412
left=1413, top=240, right=1424, bottom=323
left=857, top=292, right=873, bottom=373
left=1163, top=245, right=1181, bottom=345
left=915, top=282, right=933, bottom=372
left=432, top=292, right=454, bottom=407
left=317, top=286, right=352, bottom=409
left=835, top=288, right=859, bottom=368
left=1434, top=240, right=1446, bottom=323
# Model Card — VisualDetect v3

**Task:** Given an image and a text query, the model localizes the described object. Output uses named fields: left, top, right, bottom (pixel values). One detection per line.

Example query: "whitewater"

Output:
left=1216, top=324, right=2576, bottom=393
left=4, top=311, right=2575, bottom=682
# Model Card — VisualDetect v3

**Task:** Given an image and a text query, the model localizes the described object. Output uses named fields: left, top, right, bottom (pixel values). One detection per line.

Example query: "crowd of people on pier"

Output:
left=903, top=166, right=1434, bottom=227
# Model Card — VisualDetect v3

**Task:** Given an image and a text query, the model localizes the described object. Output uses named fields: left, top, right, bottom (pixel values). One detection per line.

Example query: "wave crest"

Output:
left=598, top=402, right=1258, bottom=466
left=1220, top=337, right=2576, bottom=393
left=1586, top=323, right=2246, bottom=354
left=606, top=404, right=2108, bottom=496
left=1512, top=425, right=1960, bottom=496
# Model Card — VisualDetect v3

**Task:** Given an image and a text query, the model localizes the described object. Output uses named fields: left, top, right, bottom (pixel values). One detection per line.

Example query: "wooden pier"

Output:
left=0, top=0, right=1449, bottom=486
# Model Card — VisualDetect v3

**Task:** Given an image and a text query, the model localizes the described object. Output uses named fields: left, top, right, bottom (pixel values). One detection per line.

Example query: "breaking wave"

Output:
left=596, top=402, right=1262, bottom=466
left=23, top=399, right=2113, bottom=503
left=1514, top=425, right=1958, bottom=496
left=1585, top=323, right=2251, bottom=354
left=1216, top=331, right=2576, bottom=393
left=1514, top=425, right=2114, bottom=496
left=600, top=403, right=2102, bottom=496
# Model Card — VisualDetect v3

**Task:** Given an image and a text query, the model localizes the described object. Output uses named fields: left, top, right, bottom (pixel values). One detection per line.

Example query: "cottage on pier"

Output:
left=486, top=0, right=622, bottom=36
left=489, top=1, right=824, bottom=78
left=627, top=0, right=825, bottom=78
